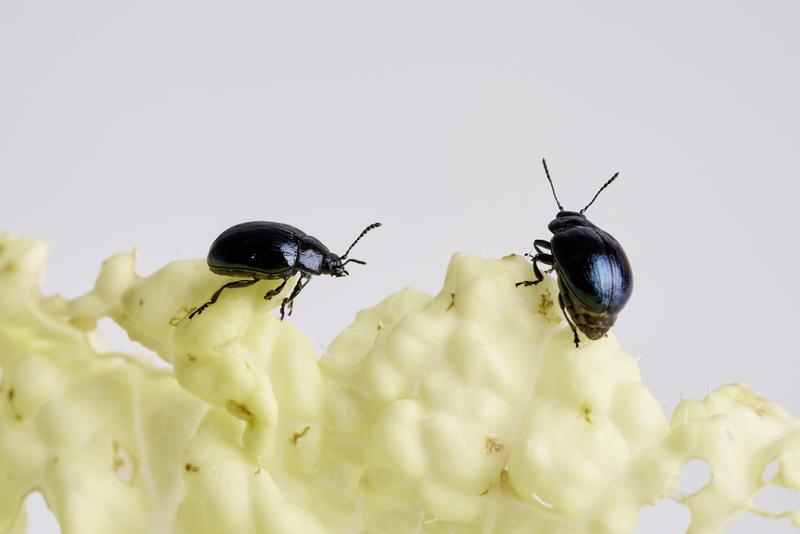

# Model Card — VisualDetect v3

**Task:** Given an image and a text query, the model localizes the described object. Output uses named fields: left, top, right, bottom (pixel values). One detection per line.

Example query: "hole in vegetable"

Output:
left=762, top=460, right=780, bottom=482
left=753, top=485, right=800, bottom=515
left=633, top=499, right=689, bottom=534
left=726, top=507, right=799, bottom=533
left=95, top=317, right=169, bottom=369
left=24, top=491, right=60, bottom=533
left=676, top=458, right=712, bottom=497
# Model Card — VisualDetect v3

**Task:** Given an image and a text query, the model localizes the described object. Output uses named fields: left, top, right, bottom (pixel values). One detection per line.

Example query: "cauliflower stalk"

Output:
left=0, top=234, right=799, bottom=534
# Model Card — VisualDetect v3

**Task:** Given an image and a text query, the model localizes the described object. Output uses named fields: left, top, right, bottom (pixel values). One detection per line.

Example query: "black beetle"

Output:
left=517, top=159, right=632, bottom=348
left=189, top=221, right=381, bottom=320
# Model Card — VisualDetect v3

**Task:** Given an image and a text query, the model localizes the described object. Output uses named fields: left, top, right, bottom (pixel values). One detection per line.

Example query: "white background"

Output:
left=2, top=1, right=799, bottom=532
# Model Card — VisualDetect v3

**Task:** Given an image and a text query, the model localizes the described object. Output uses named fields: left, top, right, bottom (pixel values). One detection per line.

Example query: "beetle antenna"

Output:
left=342, top=258, right=366, bottom=266
left=542, top=159, right=564, bottom=211
left=580, top=172, right=620, bottom=214
left=341, top=222, right=382, bottom=260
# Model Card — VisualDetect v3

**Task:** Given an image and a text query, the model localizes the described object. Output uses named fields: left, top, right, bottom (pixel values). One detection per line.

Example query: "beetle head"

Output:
left=322, top=255, right=349, bottom=277
left=548, top=211, right=596, bottom=233
left=322, top=254, right=368, bottom=277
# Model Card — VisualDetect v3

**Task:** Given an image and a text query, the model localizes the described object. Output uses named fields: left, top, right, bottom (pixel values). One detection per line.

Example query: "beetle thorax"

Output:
left=548, top=211, right=597, bottom=234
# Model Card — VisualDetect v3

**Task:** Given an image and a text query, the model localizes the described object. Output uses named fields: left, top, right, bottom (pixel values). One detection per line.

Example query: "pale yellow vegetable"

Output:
left=0, top=234, right=798, bottom=533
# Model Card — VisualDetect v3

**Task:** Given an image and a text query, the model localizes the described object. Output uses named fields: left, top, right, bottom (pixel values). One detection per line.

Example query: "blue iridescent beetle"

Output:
left=189, top=221, right=381, bottom=320
left=517, top=159, right=633, bottom=347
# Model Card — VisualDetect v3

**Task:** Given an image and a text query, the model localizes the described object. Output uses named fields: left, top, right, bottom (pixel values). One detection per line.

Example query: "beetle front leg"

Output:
left=279, top=274, right=310, bottom=320
left=534, top=240, right=555, bottom=273
left=516, top=253, right=554, bottom=287
left=558, top=293, right=581, bottom=348
left=189, top=277, right=259, bottom=319
left=533, top=239, right=551, bottom=254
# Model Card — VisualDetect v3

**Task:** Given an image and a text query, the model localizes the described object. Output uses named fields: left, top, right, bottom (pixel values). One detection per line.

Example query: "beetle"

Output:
left=188, top=221, right=381, bottom=320
left=517, top=159, right=632, bottom=348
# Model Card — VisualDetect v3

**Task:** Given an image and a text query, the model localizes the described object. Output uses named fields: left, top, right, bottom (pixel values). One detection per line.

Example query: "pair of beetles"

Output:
left=189, top=160, right=633, bottom=348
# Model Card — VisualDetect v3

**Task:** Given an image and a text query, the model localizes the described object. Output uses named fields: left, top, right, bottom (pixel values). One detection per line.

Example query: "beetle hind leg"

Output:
left=516, top=253, right=554, bottom=287
left=189, top=277, right=259, bottom=319
left=558, top=293, right=581, bottom=348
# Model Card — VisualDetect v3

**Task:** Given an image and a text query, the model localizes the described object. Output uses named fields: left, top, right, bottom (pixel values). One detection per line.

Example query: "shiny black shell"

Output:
left=207, top=221, right=334, bottom=278
left=549, top=212, right=633, bottom=338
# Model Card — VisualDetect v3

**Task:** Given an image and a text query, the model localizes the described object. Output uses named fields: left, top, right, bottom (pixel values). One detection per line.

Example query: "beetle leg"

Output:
left=263, top=277, right=290, bottom=300
left=280, top=274, right=311, bottom=320
left=558, top=293, right=581, bottom=348
left=189, top=278, right=259, bottom=319
left=533, top=239, right=551, bottom=254
left=516, top=253, right=554, bottom=287
left=533, top=241, right=555, bottom=272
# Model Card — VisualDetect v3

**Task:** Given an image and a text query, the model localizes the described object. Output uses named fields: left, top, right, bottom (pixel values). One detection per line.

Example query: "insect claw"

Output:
left=188, top=304, right=208, bottom=320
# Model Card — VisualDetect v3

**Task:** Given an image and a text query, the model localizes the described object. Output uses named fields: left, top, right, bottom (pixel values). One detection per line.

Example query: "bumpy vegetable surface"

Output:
left=1, top=234, right=799, bottom=533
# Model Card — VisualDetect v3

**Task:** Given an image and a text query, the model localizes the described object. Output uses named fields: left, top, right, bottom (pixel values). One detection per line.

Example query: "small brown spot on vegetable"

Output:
left=185, top=463, right=200, bottom=473
left=485, top=435, right=504, bottom=454
left=291, top=426, right=311, bottom=446
left=8, top=388, right=22, bottom=421
left=185, top=354, right=197, bottom=362
left=499, top=466, right=511, bottom=491
left=502, top=253, right=517, bottom=260
left=169, top=317, right=182, bottom=326
left=138, top=298, right=144, bottom=306
left=226, top=400, right=255, bottom=427
left=7, top=388, right=21, bottom=420
left=111, top=440, right=137, bottom=484
left=447, top=293, right=456, bottom=311
left=479, top=483, right=494, bottom=496
left=581, top=403, right=593, bottom=424
left=538, top=292, right=554, bottom=315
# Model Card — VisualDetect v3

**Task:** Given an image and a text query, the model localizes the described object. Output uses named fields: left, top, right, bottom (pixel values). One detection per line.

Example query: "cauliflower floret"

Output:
left=0, top=234, right=798, bottom=533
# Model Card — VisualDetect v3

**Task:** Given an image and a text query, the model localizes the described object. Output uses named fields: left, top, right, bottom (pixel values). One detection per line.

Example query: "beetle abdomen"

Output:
left=558, top=276, right=617, bottom=339
left=551, top=227, right=632, bottom=314
left=207, top=221, right=302, bottom=277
